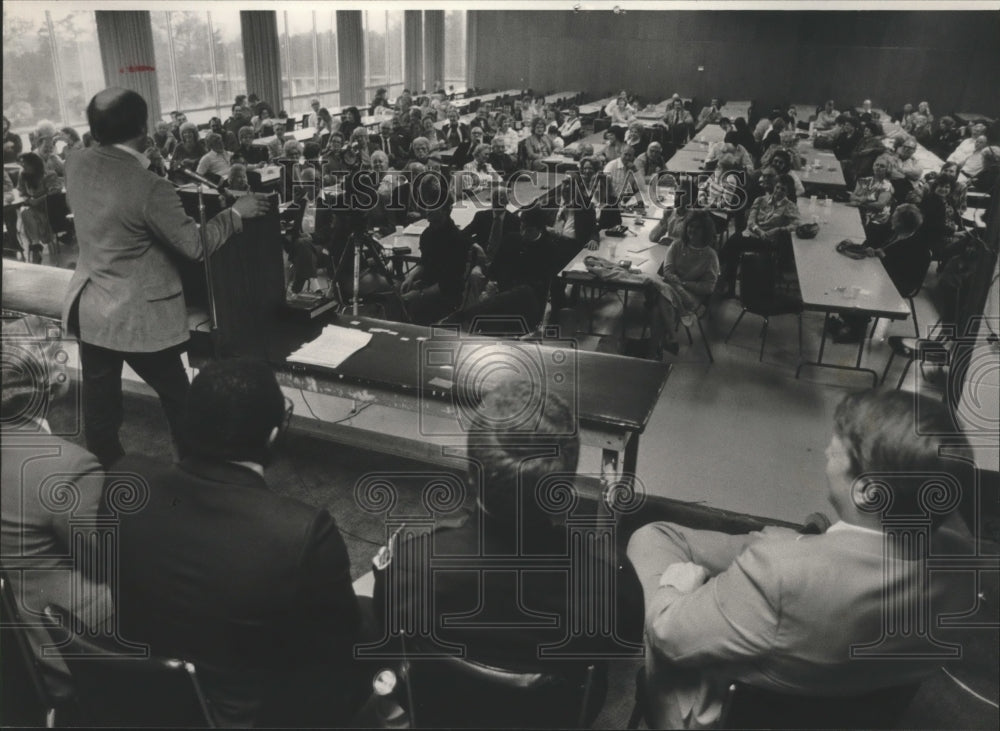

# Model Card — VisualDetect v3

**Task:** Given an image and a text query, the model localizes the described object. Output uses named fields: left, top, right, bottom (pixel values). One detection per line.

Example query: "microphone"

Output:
left=178, top=168, right=223, bottom=191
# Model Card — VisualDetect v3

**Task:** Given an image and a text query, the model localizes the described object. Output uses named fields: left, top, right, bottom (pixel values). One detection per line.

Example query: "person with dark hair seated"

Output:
left=928, top=115, right=963, bottom=159
left=523, top=117, right=554, bottom=171
left=644, top=209, right=720, bottom=359
left=388, top=375, right=617, bottom=726
left=233, top=125, right=268, bottom=167
left=400, top=172, right=471, bottom=323
left=114, top=359, right=365, bottom=727
left=847, top=154, right=894, bottom=237
left=828, top=204, right=931, bottom=343
left=628, top=389, right=973, bottom=730
left=661, top=97, right=694, bottom=148
left=918, top=173, right=966, bottom=263
left=848, top=120, right=888, bottom=181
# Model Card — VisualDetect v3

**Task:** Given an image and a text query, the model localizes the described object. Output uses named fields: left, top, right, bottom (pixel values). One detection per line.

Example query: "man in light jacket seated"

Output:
left=627, top=389, right=976, bottom=729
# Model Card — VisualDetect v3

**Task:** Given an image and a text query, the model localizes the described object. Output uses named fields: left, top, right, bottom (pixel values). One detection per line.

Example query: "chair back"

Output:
left=0, top=570, right=74, bottom=725
left=719, top=680, right=920, bottom=730
left=404, top=645, right=604, bottom=729
left=738, top=250, right=778, bottom=313
left=44, top=191, right=73, bottom=237
left=40, top=604, right=216, bottom=727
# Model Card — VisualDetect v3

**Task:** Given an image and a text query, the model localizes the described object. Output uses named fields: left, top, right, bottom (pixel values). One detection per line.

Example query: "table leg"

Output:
left=796, top=311, right=879, bottom=387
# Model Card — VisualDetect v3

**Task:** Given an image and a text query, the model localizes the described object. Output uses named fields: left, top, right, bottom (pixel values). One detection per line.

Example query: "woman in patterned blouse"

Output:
left=847, top=154, right=894, bottom=235
left=718, top=174, right=800, bottom=296
left=522, top=118, right=553, bottom=171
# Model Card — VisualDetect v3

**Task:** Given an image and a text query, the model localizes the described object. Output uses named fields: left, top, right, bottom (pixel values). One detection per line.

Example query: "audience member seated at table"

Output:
left=440, top=107, right=471, bottom=149
left=848, top=154, right=894, bottom=236
left=1, top=315, right=113, bottom=694
left=918, top=173, right=966, bottom=261
left=554, top=156, right=611, bottom=255
left=250, top=102, right=274, bottom=133
left=609, top=95, right=637, bottom=129
left=346, top=126, right=372, bottom=169
left=494, top=115, right=521, bottom=156
left=57, top=126, right=84, bottom=160
left=403, top=136, right=441, bottom=173
left=3, top=114, right=23, bottom=163
left=522, top=118, right=554, bottom=171
left=486, top=135, right=515, bottom=178
left=968, top=146, right=1000, bottom=193
left=602, top=126, right=627, bottom=162
left=813, top=99, right=839, bottom=131
left=169, top=121, right=205, bottom=174
left=114, top=359, right=365, bottom=728
left=400, top=172, right=471, bottom=323
left=232, top=125, right=268, bottom=167
left=928, top=115, right=963, bottom=159
left=627, top=388, right=973, bottom=730
left=766, top=147, right=804, bottom=198
left=144, top=146, right=168, bottom=178
left=759, top=116, right=787, bottom=154
left=708, top=139, right=755, bottom=174
left=459, top=204, right=559, bottom=328
left=194, top=132, right=232, bottom=184
left=262, top=119, right=291, bottom=162
left=624, top=121, right=646, bottom=156
left=315, top=106, right=338, bottom=141
left=339, top=106, right=362, bottom=141
left=730, top=116, right=759, bottom=160
left=224, top=162, right=250, bottom=195
left=370, top=119, right=407, bottom=168
left=224, top=102, right=254, bottom=140
left=719, top=174, right=799, bottom=296
left=151, top=120, right=178, bottom=160
left=662, top=97, right=695, bottom=148
left=953, top=135, right=1000, bottom=179
left=461, top=143, right=500, bottom=192
left=452, top=124, right=487, bottom=169
left=847, top=120, right=888, bottom=181
left=404, top=107, right=425, bottom=142
left=695, top=99, right=722, bottom=131
left=823, top=116, right=861, bottom=161
left=885, top=136, right=923, bottom=198
left=463, top=184, right=520, bottom=264
left=604, top=146, right=641, bottom=207
left=643, top=209, right=719, bottom=359
left=946, top=123, right=987, bottom=166
left=697, top=154, right=744, bottom=218
left=760, top=130, right=804, bottom=170
left=15, top=151, right=62, bottom=263
left=558, top=105, right=582, bottom=143
left=635, top=141, right=667, bottom=182
left=648, top=194, right=689, bottom=244
left=32, top=121, right=66, bottom=178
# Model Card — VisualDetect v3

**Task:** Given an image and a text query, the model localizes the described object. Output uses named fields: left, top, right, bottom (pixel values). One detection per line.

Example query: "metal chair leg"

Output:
left=896, top=355, right=915, bottom=390
left=881, top=349, right=897, bottom=385
left=696, top=315, right=714, bottom=363
left=797, top=313, right=803, bottom=360
left=868, top=317, right=879, bottom=340
left=759, top=317, right=769, bottom=362
left=909, top=297, right=920, bottom=338
left=725, top=309, right=748, bottom=343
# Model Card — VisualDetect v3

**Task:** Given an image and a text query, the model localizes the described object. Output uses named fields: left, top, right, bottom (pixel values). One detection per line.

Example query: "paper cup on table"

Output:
left=608, top=241, right=618, bottom=259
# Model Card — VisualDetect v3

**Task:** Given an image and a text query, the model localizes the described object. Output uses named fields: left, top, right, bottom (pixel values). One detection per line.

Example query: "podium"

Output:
left=179, top=194, right=286, bottom=360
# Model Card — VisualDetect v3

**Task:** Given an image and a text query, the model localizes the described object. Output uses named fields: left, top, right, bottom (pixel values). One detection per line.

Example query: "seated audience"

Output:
left=635, top=141, right=667, bottom=182
left=627, top=388, right=972, bottom=729
left=144, top=145, right=168, bottom=178
left=813, top=99, right=839, bottom=131
left=461, top=143, right=499, bottom=191
left=709, top=139, right=755, bottom=173
left=885, top=136, right=923, bottom=197
left=847, top=154, right=894, bottom=235
left=602, top=126, right=627, bottom=162
left=1, top=316, right=113, bottom=694
left=954, top=135, right=1000, bottom=179
left=604, top=146, right=641, bottom=207
left=493, top=115, right=520, bottom=157
left=558, top=106, right=582, bottom=142
left=58, top=126, right=84, bottom=160
left=265, top=119, right=292, bottom=162
left=928, top=115, right=963, bottom=158
left=848, top=120, right=888, bottom=180
left=720, top=173, right=800, bottom=295
left=522, top=118, right=554, bottom=171
left=233, top=125, right=269, bottom=167
left=152, top=120, right=178, bottom=159
left=195, top=132, right=232, bottom=182
left=400, top=172, right=471, bottom=323
left=32, top=121, right=65, bottom=178
left=624, top=121, right=645, bottom=156
left=16, top=151, right=62, bottom=263
left=662, top=97, right=695, bottom=148
left=339, top=107, right=362, bottom=140
left=946, top=122, right=988, bottom=167
left=170, top=121, right=205, bottom=172
left=696, top=98, right=722, bottom=131
left=114, top=359, right=364, bottom=727
left=643, top=209, right=720, bottom=359
left=404, top=136, right=441, bottom=172
left=488, top=136, right=516, bottom=178
left=3, top=114, right=23, bottom=163
left=918, top=173, right=965, bottom=262
left=609, top=95, right=637, bottom=128
left=440, top=107, right=471, bottom=148
left=648, top=194, right=690, bottom=244
left=370, top=120, right=407, bottom=168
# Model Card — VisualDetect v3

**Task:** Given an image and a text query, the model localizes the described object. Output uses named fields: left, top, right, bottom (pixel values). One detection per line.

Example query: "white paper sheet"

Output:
left=287, top=325, right=373, bottom=370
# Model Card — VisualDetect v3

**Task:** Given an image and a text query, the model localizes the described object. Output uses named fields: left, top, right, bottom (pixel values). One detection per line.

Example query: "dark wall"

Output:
left=471, top=10, right=1000, bottom=118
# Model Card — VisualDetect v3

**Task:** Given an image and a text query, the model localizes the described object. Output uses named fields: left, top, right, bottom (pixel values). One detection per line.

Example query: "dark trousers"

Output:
left=80, top=341, right=190, bottom=469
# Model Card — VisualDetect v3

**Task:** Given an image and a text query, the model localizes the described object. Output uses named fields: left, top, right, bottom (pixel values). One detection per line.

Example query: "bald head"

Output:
left=87, top=87, right=147, bottom=145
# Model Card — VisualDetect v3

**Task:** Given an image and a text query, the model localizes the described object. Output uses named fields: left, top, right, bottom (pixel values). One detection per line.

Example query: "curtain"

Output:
left=95, top=11, right=161, bottom=128
left=240, top=11, right=282, bottom=113
left=423, top=11, right=445, bottom=94
left=465, top=11, right=479, bottom=90
left=404, top=11, right=423, bottom=93
left=336, top=10, right=365, bottom=107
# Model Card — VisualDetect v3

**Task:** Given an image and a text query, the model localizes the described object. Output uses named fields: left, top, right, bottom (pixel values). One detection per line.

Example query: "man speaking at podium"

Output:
left=62, top=88, right=271, bottom=469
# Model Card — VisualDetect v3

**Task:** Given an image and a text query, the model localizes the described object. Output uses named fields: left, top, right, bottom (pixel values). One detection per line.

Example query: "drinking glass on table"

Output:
left=608, top=240, right=618, bottom=259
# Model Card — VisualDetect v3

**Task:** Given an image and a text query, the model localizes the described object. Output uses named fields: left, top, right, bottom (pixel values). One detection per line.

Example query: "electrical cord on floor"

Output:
left=297, top=389, right=374, bottom=425
left=940, top=667, right=999, bottom=709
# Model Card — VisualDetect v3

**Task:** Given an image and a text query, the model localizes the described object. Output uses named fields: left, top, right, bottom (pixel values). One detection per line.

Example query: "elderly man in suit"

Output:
left=627, top=389, right=974, bottom=729
left=1, top=315, right=112, bottom=697
left=114, top=359, right=364, bottom=727
left=62, top=88, right=270, bottom=469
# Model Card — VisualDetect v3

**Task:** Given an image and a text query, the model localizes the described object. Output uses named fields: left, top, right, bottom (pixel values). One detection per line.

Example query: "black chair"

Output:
left=402, top=644, right=606, bottom=729
left=43, top=191, right=75, bottom=257
left=725, top=250, right=803, bottom=362
left=0, top=571, right=73, bottom=727
left=39, top=603, right=217, bottom=727
left=628, top=666, right=919, bottom=730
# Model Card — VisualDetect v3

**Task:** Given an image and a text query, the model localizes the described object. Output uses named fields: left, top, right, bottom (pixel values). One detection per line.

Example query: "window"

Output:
left=2, top=3, right=101, bottom=132
left=363, top=9, right=404, bottom=104
left=151, top=10, right=245, bottom=125
left=280, top=9, right=339, bottom=117
left=443, top=10, right=466, bottom=94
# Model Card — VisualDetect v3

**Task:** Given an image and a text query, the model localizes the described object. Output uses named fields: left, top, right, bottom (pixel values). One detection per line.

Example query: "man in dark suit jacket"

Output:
left=439, top=108, right=471, bottom=149
left=462, top=184, right=520, bottom=262
left=369, top=120, right=407, bottom=169
left=61, top=88, right=270, bottom=469
left=114, top=359, right=364, bottom=727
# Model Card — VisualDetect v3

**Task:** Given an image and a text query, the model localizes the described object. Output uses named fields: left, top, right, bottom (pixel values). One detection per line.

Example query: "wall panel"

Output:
left=472, top=10, right=1000, bottom=118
